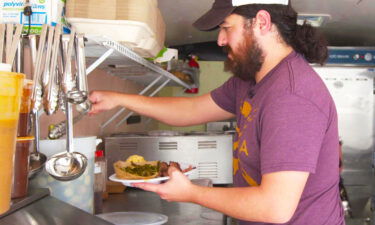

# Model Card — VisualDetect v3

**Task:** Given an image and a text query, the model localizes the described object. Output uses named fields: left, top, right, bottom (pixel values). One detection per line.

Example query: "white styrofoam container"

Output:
left=134, top=37, right=160, bottom=58
left=0, top=63, right=12, bottom=72
left=67, top=17, right=161, bottom=57
left=154, top=48, right=179, bottom=63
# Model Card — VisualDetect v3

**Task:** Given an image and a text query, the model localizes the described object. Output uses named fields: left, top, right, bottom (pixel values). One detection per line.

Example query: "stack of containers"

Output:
left=12, top=78, right=34, bottom=200
left=0, top=65, right=25, bottom=215
left=65, top=0, right=166, bottom=58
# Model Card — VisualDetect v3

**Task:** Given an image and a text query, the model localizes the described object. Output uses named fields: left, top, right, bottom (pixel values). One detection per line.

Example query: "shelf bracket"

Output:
left=84, top=36, right=194, bottom=133
left=101, top=40, right=192, bottom=89
left=100, top=75, right=164, bottom=131
left=86, top=48, right=114, bottom=75
left=115, top=78, right=171, bottom=127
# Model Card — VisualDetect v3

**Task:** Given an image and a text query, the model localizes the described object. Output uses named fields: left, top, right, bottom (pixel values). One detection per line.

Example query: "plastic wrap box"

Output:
left=66, top=0, right=165, bottom=57
left=0, top=0, right=68, bottom=34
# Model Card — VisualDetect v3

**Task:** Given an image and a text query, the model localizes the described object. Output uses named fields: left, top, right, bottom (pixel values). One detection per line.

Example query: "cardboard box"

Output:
left=66, top=0, right=165, bottom=57
left=66, top=0, right=157, bottom=24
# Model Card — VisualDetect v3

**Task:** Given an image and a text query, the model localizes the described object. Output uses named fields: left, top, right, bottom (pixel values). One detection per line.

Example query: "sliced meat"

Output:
left=169, top=161, right=182, bottom=171
left=159, top=161, right=169, bottom=177
left=182, top=165, right=195, bottom=173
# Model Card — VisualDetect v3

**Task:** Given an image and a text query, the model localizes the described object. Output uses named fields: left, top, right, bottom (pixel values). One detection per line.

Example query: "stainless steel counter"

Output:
left=0, top=189, right=113, bottom=225
left=102, top=189, right=373, bottom=225
left=0, top=186, right=363, bottom=225
left=102, top=179, right=231, bottom=225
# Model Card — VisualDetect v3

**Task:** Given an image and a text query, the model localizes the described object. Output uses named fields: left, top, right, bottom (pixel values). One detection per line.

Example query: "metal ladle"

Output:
left=66, top=33, right=89, bottom=105
left=28, top=29, right=48, bottom=179
left=45, top=29, right=87, bottom=181
left=45, top=99, right=87, bottom=181
left=28, top=111, right=47, bottom=179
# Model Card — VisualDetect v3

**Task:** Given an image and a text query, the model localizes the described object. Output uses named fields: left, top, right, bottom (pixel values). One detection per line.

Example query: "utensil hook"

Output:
left=33, top=110, right=40, bottom=156
left=65, top=97, right=74, bottom=155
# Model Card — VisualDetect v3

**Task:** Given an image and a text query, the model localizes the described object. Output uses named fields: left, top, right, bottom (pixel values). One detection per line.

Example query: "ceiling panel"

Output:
left=158, top=0, right=375, bottom=47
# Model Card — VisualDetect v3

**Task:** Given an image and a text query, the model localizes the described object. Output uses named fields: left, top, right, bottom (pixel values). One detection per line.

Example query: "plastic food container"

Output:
left=0, top=63, right=12, bottom=71
left=97, top=212, right=168, bottom=225
left=0, top=71, right=25, bottom=214
left=17, top=79, right=33, bottom=137
left=11, top=136, right=34, bottom=199
left=29, top=136, right=97, bottom=213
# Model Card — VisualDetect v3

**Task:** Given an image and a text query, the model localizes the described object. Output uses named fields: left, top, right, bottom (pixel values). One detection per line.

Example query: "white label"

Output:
left=232, top=0, right=288, bottom=6
left=94, top=162, right=102, bottom=174
left=0, top=0, right=68, bottom=34
left=1, top=0, right=51, bottom=24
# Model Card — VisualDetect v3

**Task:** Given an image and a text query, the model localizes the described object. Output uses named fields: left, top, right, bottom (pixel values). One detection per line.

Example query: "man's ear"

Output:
left=254, top=10, right=272, bottom=35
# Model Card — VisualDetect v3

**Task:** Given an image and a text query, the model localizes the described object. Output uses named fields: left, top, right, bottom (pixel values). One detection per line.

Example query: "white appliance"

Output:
left=105, top=131, right=233, bottom=184
left=312, top=47, right=375, bottom=218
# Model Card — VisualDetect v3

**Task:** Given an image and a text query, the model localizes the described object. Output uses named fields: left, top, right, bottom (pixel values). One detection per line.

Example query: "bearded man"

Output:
left=88, top=0, right=344, bottom=224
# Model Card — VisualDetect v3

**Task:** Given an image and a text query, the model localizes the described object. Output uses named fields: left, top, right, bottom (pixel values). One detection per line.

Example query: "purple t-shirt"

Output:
left=211, top=51, right=344, bottom=225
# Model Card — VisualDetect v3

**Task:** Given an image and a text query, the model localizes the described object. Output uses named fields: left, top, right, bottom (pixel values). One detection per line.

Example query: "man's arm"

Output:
left=192, top=171, right=309, bottom=223
left=134, top=170, right=309, bottom=224
left=89, top=91, right=235, bottom=126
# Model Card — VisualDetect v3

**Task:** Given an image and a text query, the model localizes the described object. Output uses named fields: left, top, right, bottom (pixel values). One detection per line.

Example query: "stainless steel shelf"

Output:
left=83, top=35, right=194, bottom=131
left=85, top=35, right=193, bottom=89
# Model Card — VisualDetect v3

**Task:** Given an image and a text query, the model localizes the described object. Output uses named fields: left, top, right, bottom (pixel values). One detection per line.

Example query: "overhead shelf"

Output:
left=84, top=35, right=193, bottom=89
left=83, top=35, right=194, bottom=132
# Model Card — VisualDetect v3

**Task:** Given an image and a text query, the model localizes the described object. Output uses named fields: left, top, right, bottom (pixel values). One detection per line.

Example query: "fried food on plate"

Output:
left=125, top=155, right=146, bottom=164
left=114, top=159, right=159, bottom=180
left=114, top=155, right=196, bottom=180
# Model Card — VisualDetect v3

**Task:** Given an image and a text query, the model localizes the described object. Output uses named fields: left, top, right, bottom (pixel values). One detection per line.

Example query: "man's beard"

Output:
left=223, top=33, right=264, bottom=82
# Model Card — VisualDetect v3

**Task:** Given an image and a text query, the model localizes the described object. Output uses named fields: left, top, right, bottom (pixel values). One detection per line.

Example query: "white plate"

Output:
left=97, top=211, right=168, bottom=225
left=109, top=163, right=195, bottom=187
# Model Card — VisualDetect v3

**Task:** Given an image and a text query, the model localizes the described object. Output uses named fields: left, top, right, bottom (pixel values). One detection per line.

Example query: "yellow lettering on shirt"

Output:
left=236, top=127, right=240, bottom=133
left=233, top=158, right=239, bottom=175
left=236, top=126, right=243, bottom=138
left=246, top=108, right=257, bottom=122
left=233, top=141, right=239, bottom=151
left=241, top=168, right=259, bottom=187
left=241, top=101, right=252, bottom=117
left=239, top=140, right=249, bottom=156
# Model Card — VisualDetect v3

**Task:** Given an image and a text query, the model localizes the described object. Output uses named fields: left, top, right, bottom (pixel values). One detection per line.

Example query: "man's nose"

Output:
left=217, top=31, right=227, bottom=47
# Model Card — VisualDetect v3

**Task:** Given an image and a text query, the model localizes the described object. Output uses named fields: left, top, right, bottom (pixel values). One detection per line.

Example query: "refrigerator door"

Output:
left=314, top=66, right=375, bottom=218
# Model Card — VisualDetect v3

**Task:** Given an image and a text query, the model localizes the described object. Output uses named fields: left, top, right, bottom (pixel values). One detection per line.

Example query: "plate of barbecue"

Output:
left=109, top=155, right=196, bottom=186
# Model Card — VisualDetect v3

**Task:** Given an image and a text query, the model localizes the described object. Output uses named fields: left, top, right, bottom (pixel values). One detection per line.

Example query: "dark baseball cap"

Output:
left=193, top=0, right=289, bottom=31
